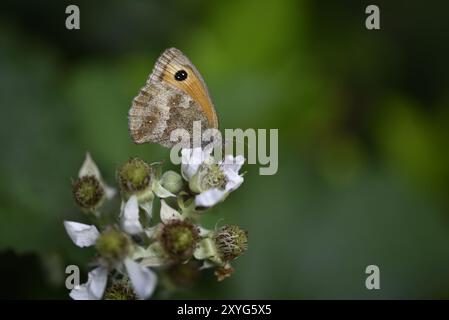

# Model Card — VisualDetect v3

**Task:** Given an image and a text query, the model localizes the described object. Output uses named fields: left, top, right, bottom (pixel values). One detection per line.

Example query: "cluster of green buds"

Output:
left=64, top=147, right=248, bottom=300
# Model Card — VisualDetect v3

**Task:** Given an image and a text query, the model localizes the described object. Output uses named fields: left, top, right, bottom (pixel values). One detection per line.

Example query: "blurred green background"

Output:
left=1, top=0, right=449, bottom=299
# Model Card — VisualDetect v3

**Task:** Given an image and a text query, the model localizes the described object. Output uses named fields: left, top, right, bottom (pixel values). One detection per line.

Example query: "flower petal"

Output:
left=181, top=147, right=213, bottom=180
left=160, top=200, right=183, bottom=223
left=200, top=261, right=215, bottom=270
left=78, top=152, right=115, bottom=200
left=64, top=221, right=99, bottom=247
left=195, top=188, right=226, bottom=207
left=124, top=259, right=157, bottom=299
left=121, top=196, right=143, bottom=235
left=194, top=238, right=219, bottom=262
left=223, top=168, right=244, bottom=192
left=140, top=200, right=153, bottom=220
left=69, top=267, right=108, bottom=300
left=86, top=267, right=108, bottom=299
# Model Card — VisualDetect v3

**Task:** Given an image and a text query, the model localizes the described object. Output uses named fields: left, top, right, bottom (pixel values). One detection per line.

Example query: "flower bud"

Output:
left=72, top=175, right=105, bottom=210
left=213, top=225, right=248, bottom=262
left=189, top=163, right=227, bottom=193
left=160, top=220, right=199, bottom=261
left=95, top=227, right=132, bottom=266
left=104, top=279, right=136, bottom=300
left=160, top=170, right=183, bottom=194
left=118, top=158, right=153, bottom=200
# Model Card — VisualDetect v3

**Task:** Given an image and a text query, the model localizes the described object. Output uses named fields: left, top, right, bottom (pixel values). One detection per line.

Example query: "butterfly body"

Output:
left=128, top=48, right=218, bottom=148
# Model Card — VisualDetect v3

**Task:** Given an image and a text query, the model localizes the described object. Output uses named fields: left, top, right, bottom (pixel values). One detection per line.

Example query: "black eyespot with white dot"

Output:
left=174, top=70, right=188, bottom=81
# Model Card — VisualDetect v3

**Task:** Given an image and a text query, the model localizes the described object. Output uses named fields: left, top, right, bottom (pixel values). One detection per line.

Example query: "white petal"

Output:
left=64, top=221, right=99, bottom=247
left=134, top=243, right=166, bottom=267
left=221, top=155, right=245, bottom=173
left=202, top=143, right=215, bottom=157
left=160, top=200, right=183, bottom=223
left=153, top=180, right=175, bottom=198
left=124, top=259, right=157, bottom=299
left=223, top=168, right=244, bottom=192
left=78, top=152, right=101, bottom=179
left=193, top=238, right=218, bottom=260
left=121, top=196, right=143, bottom=235
left=69, top=267, right=108, bottom=300
left=78, top=152, right=115, bottom=201
left=181, top=148, right=201, bottom=180
left=195, top=188, right=226, bottom=207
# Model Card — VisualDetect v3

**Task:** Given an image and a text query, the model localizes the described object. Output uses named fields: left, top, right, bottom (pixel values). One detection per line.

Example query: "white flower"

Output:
left=63, top=221, right=157, bottom=300
left=181, top=148, right=245, bottom=208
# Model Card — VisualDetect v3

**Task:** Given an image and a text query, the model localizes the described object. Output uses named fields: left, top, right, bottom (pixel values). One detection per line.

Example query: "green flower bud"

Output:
left=95, top=227, right=131, bottom=266
left=160, top=220, right=199, bottom=261
left=104, top=279, right=136, bottom=300
left=118, top=158, right=153, bottom=199
left=160, top=170, right=183, bottom=194
left=189, top=163, right=227, bottom=193
left=72, top=175, right=105, bottom=210
left=213, top=225, right=248, bottom=262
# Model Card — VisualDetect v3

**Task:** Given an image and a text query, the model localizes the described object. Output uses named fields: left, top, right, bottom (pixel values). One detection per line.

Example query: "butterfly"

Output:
left=128, top=48, right=219, bottom=148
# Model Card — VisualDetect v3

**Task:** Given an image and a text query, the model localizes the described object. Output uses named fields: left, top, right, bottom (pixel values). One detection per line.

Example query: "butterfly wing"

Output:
left=128, top=48, right=218, bottom=147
